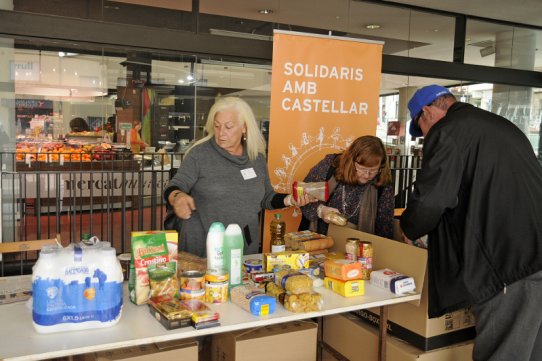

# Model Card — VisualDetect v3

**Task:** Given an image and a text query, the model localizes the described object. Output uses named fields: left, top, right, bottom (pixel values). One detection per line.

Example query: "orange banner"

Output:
left=264, top=31, right=383, bottom=250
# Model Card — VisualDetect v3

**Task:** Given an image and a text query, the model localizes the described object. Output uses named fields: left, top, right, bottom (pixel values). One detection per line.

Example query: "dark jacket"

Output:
left=401, top=102, right=542, bottom=318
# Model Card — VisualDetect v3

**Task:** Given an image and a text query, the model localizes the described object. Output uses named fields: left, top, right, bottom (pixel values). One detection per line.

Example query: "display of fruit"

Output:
left=16, top=141, right=115, bottom=162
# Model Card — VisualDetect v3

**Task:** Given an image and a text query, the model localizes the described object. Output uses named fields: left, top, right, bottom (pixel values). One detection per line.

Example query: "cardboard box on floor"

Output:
left=69, top=338, right=198, bottom=361
left=211, top=321, right=317, bottom=361
left=327, top=224, right=476, bottom=351
left=323, top=313, right=473, bottom=361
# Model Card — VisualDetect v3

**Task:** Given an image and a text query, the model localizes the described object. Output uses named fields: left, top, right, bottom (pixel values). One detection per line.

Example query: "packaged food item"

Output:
left=324, top=277, right=365, bottom=297
left=148, top=261, right=179, bottom=302
left=275, top=269, right=313, bottom=294
left=180, top=271, right=205, bottom=291
left=205, top=269, right=229, bottom=304
left=148, top=298, right=192, bottom=330
left=283, top=292, right=323, bottom=313
left=285, top=231, right=334, bottom=252
left=264, top=281, right=286, bottom=304
left=270, top=213, right=286, bottom=253
left=251, top=271, right=275, bottom=283
left=129, top=231, right=178, bottom=305
left=180, top=288, right=205, bottom=301
left=324, top=259, right=363, bottom=281
left=358, top=241, right=374, bottom=280
left=264, top=250, right=309, bottom=272
left=292, top=181, right=329, bottom=202
left=345, top=238, right=360, bottom=261
left=370, top=269, right=416, bottom=295
left=230, top=284, right=276, bottom=316
left=243, top=259, right=264, bottom=274
left=181, top=299, right=220, bottom=329
left=327, top=211, right=348, bottom=226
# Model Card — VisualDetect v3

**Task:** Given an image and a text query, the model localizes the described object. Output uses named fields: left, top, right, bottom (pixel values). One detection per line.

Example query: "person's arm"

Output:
left=299, top=155, right=334, bottom=221
left=400, top=130, right=464, bottom=240
left=164, top=150, right=200, bottom=219
left=374, top=185, right=395, bottom=239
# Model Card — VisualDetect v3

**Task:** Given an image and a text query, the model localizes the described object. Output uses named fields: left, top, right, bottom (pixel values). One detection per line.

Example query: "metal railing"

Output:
left=0, top=151, right=421, bottom=275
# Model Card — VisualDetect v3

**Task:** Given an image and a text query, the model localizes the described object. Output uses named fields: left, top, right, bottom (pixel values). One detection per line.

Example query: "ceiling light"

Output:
left=365, top=24, right=381, bottom=30
left=258, top=9, right=273, bottom=15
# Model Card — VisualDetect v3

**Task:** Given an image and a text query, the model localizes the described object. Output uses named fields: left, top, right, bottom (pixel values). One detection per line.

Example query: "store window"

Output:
left=465, top=19, right=542, bottom=72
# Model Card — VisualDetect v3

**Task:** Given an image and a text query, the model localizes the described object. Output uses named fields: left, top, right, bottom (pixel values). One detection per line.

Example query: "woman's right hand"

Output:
left=169, top=191, right=196, bottom=220
left=317, top=205, right=341, bottom=223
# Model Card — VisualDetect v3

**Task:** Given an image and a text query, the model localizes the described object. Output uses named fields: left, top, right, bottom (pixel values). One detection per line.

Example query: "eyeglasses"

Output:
left=355, top=164, right=381, bottom=176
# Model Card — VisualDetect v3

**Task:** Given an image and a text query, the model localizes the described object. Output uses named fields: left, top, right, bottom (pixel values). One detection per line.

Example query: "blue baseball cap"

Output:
left=408, top=85, right=452, bottom=137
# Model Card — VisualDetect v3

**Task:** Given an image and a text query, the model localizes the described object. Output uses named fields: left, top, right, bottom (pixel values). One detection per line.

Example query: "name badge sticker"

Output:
left=241, top=168, right=257, bottom=180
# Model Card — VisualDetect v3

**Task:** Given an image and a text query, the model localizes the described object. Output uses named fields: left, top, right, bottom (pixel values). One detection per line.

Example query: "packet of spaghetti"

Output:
left=292, top=181, right=329, bottom=202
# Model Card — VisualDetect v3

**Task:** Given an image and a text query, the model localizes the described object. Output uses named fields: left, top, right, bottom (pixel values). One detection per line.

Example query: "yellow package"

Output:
left=324, top=277, right=365, bottom=297
left=264, top=250, right=309, bottom=272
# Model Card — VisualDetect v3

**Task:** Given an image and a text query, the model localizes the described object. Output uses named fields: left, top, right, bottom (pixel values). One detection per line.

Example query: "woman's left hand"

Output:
left=285, top=193, right=316, bottom=207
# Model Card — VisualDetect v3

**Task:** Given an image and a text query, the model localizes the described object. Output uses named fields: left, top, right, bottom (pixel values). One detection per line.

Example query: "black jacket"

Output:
left=401, top=102, right=542, bottom=318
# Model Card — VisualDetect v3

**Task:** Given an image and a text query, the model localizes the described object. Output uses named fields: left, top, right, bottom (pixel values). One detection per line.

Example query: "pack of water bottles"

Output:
left=32, top=240, right=123, bottom=333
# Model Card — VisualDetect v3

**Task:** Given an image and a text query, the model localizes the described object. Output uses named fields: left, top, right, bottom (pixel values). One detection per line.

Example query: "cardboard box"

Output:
left=211, top=320, right=317, bottom=361
left=328, top=224, right=476, bottom=351
left=264, top=250, right=309, bottom=271
left=70, top=338, right=198, bottom=361
left=323, top=314, right=473, bottom=361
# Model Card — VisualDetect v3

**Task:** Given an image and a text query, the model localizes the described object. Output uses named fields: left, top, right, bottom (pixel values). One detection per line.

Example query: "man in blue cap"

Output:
left=401, top=84, right=542, bottom=361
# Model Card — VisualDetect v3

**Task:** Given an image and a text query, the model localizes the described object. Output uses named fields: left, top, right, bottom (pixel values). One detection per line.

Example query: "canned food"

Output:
left=345, top=238, right=360, bottom=261
left=205, top=281, right=229, bottom=303
left=358, top=241, right=374, bottom=280
left=243, top=259, right=263, bottom=274
left=180, top=288, right=205, bottom=301
left=180, top=271, right=205, bottom=291
left=117, top=253, right=131, bottom=281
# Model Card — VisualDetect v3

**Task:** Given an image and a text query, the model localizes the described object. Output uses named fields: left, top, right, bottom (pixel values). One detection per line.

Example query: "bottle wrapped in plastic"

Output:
left=292, top=181, right=329, bottom=202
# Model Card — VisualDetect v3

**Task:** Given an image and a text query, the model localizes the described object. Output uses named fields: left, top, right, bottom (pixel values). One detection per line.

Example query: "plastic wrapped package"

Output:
left=283, top=292, right=323, bottom=313
left=264, top=281, right=286, bottom=304
left=275, top=269, right=313, bottom=294
left=230, top=284, right=276, bottom=316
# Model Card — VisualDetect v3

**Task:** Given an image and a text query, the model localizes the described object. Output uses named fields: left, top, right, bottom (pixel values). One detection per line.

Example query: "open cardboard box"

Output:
left=323, top=313, right=473, bottom=361
left=327, top=224, right=475, bottom=351
left=70, top=338, right=198, bottom=361
left=211, top=320, right=317, bottom=361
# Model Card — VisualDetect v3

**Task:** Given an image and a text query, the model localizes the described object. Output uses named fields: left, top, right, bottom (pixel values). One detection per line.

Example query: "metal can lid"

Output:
left=243, top=259, right=263, bottom=266
left=181, top=270, right=205, bottom=279
left=206, top=268, right=229, bottom=282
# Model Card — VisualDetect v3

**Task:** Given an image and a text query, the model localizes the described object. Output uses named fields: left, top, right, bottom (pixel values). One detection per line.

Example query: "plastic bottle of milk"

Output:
left=206, top=222, right=225, bottom=270
left=32, top=243, right=123, bottom=333
left=223, top=224, right=244, bottom=290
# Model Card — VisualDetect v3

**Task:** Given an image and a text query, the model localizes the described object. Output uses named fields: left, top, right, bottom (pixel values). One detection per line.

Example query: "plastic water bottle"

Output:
left=206, top=222, right=225, bottom=270
left=223, top=224, right=244, bottom=289
left=270, top=213, right=286, bottom=253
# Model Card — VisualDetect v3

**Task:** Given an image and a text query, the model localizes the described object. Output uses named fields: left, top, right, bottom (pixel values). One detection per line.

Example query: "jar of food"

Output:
left=345, top=238, right=360, bottom=261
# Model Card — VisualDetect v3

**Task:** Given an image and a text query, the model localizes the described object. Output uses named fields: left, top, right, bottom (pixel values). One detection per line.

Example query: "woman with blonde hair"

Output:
left=300, top=135, right=394, bottom=237
left=164, top=97, right=312, bottom=256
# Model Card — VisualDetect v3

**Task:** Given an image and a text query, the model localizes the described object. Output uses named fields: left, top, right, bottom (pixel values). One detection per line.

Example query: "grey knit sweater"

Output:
left=165, top=138, right=278, bottom=257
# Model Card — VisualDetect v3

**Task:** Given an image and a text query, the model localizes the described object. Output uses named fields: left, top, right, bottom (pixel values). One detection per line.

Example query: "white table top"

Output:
left=0, top=283, right=419, bottom=361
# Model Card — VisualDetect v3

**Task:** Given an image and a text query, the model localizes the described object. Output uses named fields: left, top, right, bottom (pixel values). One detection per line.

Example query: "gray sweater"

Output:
left=165, top=138, right=278, bottom=257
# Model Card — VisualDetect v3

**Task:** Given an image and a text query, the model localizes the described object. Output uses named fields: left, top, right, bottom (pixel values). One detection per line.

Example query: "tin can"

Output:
left=205, top=269, right=229, bottom=303
left=180, top=288, right=205, bottom=301
left=243, top=259, right=263, bottom=274
left=345, top=238, right=360, bottom=261
left=358, top=241, right=374, bottom=280
left=117, top=253, right=131, bottom=281
left=180, top=271, right=205, bottom=291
